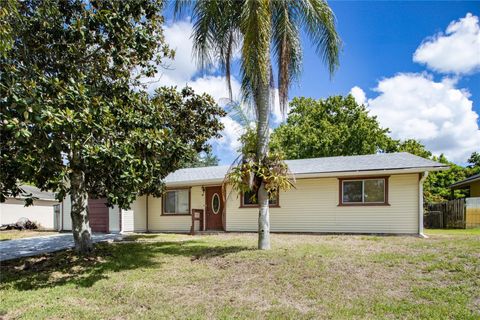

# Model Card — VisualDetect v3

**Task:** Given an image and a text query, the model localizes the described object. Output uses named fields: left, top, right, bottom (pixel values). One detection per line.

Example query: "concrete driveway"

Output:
left=0, top=233, right=122, bottom=261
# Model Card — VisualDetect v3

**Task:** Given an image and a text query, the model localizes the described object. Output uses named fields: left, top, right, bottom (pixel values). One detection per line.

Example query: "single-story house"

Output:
left=0, top=185, right=60, bottom=230
left=450, top=173, right=480, bottom=197
left=60, top=152, right=446, bottom=235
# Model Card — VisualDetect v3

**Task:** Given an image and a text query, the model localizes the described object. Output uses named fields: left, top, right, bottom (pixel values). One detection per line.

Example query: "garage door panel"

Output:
left=88, top=198, right=109, bottom=233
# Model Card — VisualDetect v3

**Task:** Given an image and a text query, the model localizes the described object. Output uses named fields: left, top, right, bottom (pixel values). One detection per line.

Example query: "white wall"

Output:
left=120, top=186, right=207, bottom=233
left=109, top=205, right=121, bottom=233
left=121, top=196, right=147, bottom=232
left=60, top=196, right=72, bottom=231
left=147, top=186, right=204, bottom=232
left=0, top=199, right=58, bottom=230
left=226, top=174, right=420, bottom=234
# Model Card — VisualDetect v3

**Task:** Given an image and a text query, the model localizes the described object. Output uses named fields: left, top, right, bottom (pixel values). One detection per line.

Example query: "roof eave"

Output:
left=450, top=177, right=480, bottom=189
left=291, top=166, right=448, bottom=180
left=165, top=178, right=225, bottom=187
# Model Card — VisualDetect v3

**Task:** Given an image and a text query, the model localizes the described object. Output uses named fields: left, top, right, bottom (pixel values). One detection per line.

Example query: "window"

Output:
left=340, top=177, right=388, bottom=205
left=241, top=190, right=279, bottom=208
left=163, top=189, right=190, bottom=214
left=212, top=193, right=220, bottom=214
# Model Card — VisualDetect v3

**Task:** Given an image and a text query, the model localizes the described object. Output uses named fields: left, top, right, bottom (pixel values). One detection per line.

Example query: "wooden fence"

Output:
left=425, top=197, right=480, bottom=229
left=425, top=198, right=465, bottom=229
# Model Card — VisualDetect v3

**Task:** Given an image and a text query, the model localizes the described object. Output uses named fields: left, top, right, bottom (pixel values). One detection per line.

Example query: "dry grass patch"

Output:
left=0, top=231, right=479, bottom=319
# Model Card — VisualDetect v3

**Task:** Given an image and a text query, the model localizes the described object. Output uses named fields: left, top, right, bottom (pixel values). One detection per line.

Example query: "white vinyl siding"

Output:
left=226, top=174, right=419, bottom=234
left=121, top=196, right=147, bottom=232
left=109, top=205, right=121, bottom=233
left=148, top=186, right=204, bottom=232
left=121, top=207, right=134, bottom=232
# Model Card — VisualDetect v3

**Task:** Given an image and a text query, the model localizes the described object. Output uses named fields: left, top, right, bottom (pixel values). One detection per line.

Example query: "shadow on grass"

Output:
left=0, top=239, right=250, bottom=291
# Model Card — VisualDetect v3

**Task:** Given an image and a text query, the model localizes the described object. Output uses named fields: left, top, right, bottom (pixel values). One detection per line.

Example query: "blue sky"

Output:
left=150, top=1, right=480, bottom=165
left=295, top=1, right=479, bottom=106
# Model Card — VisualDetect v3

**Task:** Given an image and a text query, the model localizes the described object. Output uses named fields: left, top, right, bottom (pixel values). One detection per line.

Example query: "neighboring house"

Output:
left=449, top=173, right=480, bottom=228
left=450, top=173, right=480, bottom=197
left=96, top=152, right=445, bottom=236
left=0, top=185, right=60, bottom=230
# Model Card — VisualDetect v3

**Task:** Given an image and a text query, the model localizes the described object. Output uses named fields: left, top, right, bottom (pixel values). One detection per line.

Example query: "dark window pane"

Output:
left=164, top=191, right=176, bottom=213
left=243, top=190, right=257, bottom=205
left=343, top=181, right=363, bottom=203
left=364, top=179, right=385, bottom=203
left=164, top=190, right=190, bottom=214
left=176, top=189, right=189, bottom=214
left=269, top=196, right=277, bottom=206
left=243, top=190, right=278, bottom=206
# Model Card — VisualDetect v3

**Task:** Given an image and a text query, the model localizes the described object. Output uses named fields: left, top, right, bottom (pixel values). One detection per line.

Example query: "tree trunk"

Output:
left=256, top=71, right=271, bottom=250
left=70, top=169, right=93, bottom=254
left=257, top=180, right=271, bottom=250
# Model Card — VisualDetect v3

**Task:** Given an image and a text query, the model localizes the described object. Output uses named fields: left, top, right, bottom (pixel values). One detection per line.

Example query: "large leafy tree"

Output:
left=392, top=139, right=433, bottom=159
left=391, top=140, right=470, bottom=202
left=270, top=95, right=393, bottom=158
left=466, top=152, right=480, bottom=177
left=175, top=0, right=340, bottom=249
left=1, top=0, right=224, bottom=253
left=422, top=155, right=468, bottom=202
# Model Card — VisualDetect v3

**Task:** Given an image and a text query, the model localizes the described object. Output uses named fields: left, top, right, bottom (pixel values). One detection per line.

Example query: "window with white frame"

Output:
left=163, top=189, right=190, bottom=214
left=341, top=178, right=387, bottom=205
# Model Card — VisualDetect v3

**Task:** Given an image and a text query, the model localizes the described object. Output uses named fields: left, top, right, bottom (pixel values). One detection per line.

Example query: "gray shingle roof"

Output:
left=11, top=185, right=57, bottom=201
left=450, top=173, right=480, bottom=189
left=165, top=165, right=230, bottom=184
left=165, top=152, right=447, bottom=185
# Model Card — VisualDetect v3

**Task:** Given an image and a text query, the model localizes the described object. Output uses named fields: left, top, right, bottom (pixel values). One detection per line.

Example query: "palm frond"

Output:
left=272, top=0, right=302, bottom=117
left=190, top=0, right=224, bottom=71
left=172, top=0, right=194, bottom=19
left=240, top=0, right=272, bottom=90
left=295, top=0, right=341, bottom=76
left=221, top=98, right=256, bottom=128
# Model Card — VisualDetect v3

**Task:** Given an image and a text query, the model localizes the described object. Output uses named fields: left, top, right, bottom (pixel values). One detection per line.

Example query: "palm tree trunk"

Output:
left=70, top=168, right=93, bottom=254
left=256, top=73, right=271, bottom=250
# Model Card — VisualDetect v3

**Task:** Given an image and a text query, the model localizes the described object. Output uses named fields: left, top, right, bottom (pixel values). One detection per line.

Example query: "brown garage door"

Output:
left=88, top=198, right=109, bottom=233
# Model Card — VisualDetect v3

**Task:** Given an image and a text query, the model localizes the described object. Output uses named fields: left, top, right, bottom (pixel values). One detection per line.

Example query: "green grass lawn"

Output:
left=1, top=231, right=479, bottom=319
left=0, top=230, right=59, bottom=241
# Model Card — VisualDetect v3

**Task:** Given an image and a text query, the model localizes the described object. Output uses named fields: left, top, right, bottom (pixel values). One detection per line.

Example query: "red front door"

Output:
left=88, top=198, right=109, bottom=233
left=205, top=186, right=223, bottom=230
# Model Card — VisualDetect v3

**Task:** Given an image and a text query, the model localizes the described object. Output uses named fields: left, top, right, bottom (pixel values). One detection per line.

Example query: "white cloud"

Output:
left=161, top=20, right=198, bottom=82
left=215, top=117, right=244, bottom=154
left=413, top=13, right=480, bottom=74
left=361, top=73, right=480, bottom=162
left=270, top=89, right=290, bottom=125
left=139, top=20, right=245, bottom=157
left=349, top=86, right=367, bottom=105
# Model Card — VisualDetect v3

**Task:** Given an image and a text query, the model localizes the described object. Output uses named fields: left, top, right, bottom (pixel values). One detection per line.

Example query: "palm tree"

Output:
left=175, top=0, right=340, bottom=249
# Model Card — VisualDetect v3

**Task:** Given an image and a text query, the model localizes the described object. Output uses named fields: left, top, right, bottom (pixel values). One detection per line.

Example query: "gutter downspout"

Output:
left=419, top=171, right=428, bottom=238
